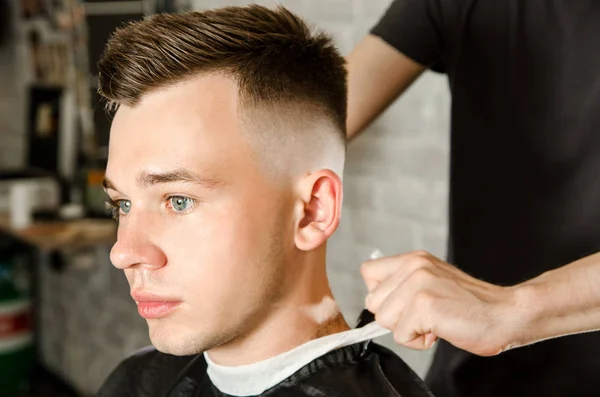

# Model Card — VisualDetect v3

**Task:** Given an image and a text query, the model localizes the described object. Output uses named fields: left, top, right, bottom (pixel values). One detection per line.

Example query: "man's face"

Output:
left=105, top=75, right=294, bottom=355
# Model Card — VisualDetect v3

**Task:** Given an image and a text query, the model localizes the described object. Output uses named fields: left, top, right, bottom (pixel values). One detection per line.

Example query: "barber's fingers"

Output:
left=365, top=269, right=406, bottom=313
left=390, top=281, right=493, bottom=354
left=369, top=263, right=442, bottom=349
left=369, top=277, right=406, bottom=330
left=365, top=256, right=443, bottom=314
left=389, top=285, right=438, bottom=347
left=360, top=255, right=403, bottom=291
left=372, top=267, right=434, bottom=326
left=361, top=251, right=512, bottom=355
left=361, top=250, right=432, bottom=291
left=398, top=332, right=438, bottom=351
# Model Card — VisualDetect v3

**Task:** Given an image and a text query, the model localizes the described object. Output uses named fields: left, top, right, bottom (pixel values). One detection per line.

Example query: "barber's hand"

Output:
left=361, top=250, right=520, bottom=356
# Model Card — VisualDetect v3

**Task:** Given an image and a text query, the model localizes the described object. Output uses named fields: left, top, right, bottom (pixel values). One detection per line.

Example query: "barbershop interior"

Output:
left=2, top=0, right=597, bottom=396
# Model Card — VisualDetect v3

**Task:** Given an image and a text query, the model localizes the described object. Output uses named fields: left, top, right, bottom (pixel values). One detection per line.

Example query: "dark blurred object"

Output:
left=0, top=0, right=11, bottom=47
left=84, top=1, right=143, bottom=151
left=19, top=0, right=50, bottom=20
left=18, top=364, right=81, bottom=397
left=24, top=85, right=75, bottom=204
left=26, top=86, right=63, bottom=175
left=26, top=29, right=69, bottom=86
left=0, top=246, right=81, bottom=397
left=355, top=308, right=376, bottom=328
left=89, top=86, right=111, bottom=162
left=83, top=168, right=109, bottom=218
left=0, top=250, right=35, bottom=396
left=155, top=0, right=192, bottom=13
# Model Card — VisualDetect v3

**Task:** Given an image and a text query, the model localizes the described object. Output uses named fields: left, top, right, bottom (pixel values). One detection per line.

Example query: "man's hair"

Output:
left=97, top=5, right=347, bottom=142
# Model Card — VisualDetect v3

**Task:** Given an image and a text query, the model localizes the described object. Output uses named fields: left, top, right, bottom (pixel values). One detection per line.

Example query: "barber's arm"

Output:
left=346, top=34, right=426, bottom=140
left=361, top=250, right=600, bottom=356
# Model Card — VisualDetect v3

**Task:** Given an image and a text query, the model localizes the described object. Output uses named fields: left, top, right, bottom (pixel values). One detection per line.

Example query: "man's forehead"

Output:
left=106, top=74, right=255, bottom=187
left=109, top=75, right=242, bottom=147
left=141, top=73, right=239, bottom=108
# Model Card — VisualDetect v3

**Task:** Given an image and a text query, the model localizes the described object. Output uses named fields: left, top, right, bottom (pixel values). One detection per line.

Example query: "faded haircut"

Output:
left=97, top=5, right=348, bottom=149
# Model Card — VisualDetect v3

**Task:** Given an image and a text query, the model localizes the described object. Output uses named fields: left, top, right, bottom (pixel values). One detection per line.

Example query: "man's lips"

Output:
left=131, top=291, right=182, bottom=319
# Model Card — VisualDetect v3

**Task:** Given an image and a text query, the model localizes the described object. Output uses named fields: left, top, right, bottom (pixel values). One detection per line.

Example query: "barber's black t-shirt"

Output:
left=371, top=1, right=600, bottom=396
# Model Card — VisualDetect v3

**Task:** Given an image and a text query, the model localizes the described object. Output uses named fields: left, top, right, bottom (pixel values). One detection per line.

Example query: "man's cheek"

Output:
left=202, top=218, right=248, bottom=254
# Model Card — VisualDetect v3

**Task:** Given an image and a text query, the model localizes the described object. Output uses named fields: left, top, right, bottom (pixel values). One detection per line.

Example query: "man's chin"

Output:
left=152, top=341, right=197, bottom=356
left=149, top=333, right=199, bottom=356
left=147, top=323, right=219, bottom=356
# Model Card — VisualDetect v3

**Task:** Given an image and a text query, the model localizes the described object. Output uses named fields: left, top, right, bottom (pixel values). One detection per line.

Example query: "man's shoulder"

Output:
left=368, top=342, right=434, bottom=396
left=278, top=342, right=434, bottom=397
left=342, top=342, right=434, bottom=397
left=96, top=346, right=203, bottom=397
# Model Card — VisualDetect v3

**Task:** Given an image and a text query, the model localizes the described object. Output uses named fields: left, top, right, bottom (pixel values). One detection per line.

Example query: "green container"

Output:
left=0, top=259, right=35, bottom=397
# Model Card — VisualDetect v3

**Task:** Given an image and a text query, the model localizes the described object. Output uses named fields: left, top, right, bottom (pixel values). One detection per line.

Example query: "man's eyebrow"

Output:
left=102, top=169, right=225, bottom=192
left=136, top=168, right=225, bottom=189
left=102, top=177, right=117, bottom=191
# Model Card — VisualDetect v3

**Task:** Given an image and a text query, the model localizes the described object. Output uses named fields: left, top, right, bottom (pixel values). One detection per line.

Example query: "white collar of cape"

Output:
left=204, top=322, right=390, bottom=396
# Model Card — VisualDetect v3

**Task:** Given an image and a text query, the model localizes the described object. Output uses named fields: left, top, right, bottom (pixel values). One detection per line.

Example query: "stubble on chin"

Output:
left=149, top=323, right=234, bottom=356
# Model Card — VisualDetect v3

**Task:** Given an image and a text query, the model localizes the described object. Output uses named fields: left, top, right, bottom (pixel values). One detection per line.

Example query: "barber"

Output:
left=345, top=1, right=600, bottom=396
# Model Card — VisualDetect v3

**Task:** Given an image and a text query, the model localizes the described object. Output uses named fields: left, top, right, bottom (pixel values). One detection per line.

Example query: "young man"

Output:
left=97, top=5, right=433, bottom=397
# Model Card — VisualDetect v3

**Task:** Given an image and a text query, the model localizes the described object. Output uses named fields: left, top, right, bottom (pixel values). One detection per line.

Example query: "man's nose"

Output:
left=109, top=216, right=166, bottom=270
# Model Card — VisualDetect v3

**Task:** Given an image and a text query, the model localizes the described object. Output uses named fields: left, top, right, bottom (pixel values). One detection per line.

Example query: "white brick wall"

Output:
left=193, top=0, right=451, bottom=376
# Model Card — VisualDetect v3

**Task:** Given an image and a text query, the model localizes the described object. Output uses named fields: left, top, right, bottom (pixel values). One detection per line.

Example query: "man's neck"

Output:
left=207, top=294, right=350, bottom=366
left=206, top=254, right=350, bottom=366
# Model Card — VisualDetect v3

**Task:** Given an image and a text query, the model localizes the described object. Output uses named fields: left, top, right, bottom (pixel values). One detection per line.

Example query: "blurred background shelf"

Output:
left=0, top=215, right=116, bottom=252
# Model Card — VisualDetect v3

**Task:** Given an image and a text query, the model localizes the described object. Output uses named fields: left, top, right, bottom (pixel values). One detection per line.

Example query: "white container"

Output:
left=9, top=184, right=33, bottom=230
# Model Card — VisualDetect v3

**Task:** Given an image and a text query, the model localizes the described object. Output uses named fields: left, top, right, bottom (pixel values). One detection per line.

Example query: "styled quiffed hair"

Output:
left=97, top=5, right=347, bottom=140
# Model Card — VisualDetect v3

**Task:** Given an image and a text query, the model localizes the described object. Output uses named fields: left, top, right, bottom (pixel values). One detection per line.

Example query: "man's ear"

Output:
left=294, top=169, right=343, bottom=251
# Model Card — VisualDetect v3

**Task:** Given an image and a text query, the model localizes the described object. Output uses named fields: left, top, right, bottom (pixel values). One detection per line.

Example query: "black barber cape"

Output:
left=97, top=323, right=434, bottom=396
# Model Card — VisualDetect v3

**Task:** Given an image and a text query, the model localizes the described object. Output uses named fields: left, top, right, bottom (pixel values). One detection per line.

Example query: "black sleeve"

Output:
left=370, top=0, right=453, bottom=72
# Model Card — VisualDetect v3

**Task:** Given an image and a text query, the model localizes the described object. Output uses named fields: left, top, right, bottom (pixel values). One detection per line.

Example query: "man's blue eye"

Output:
left=170, top=196, right=193, bottom=212
left=119, top=200, right=132, bottom=214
